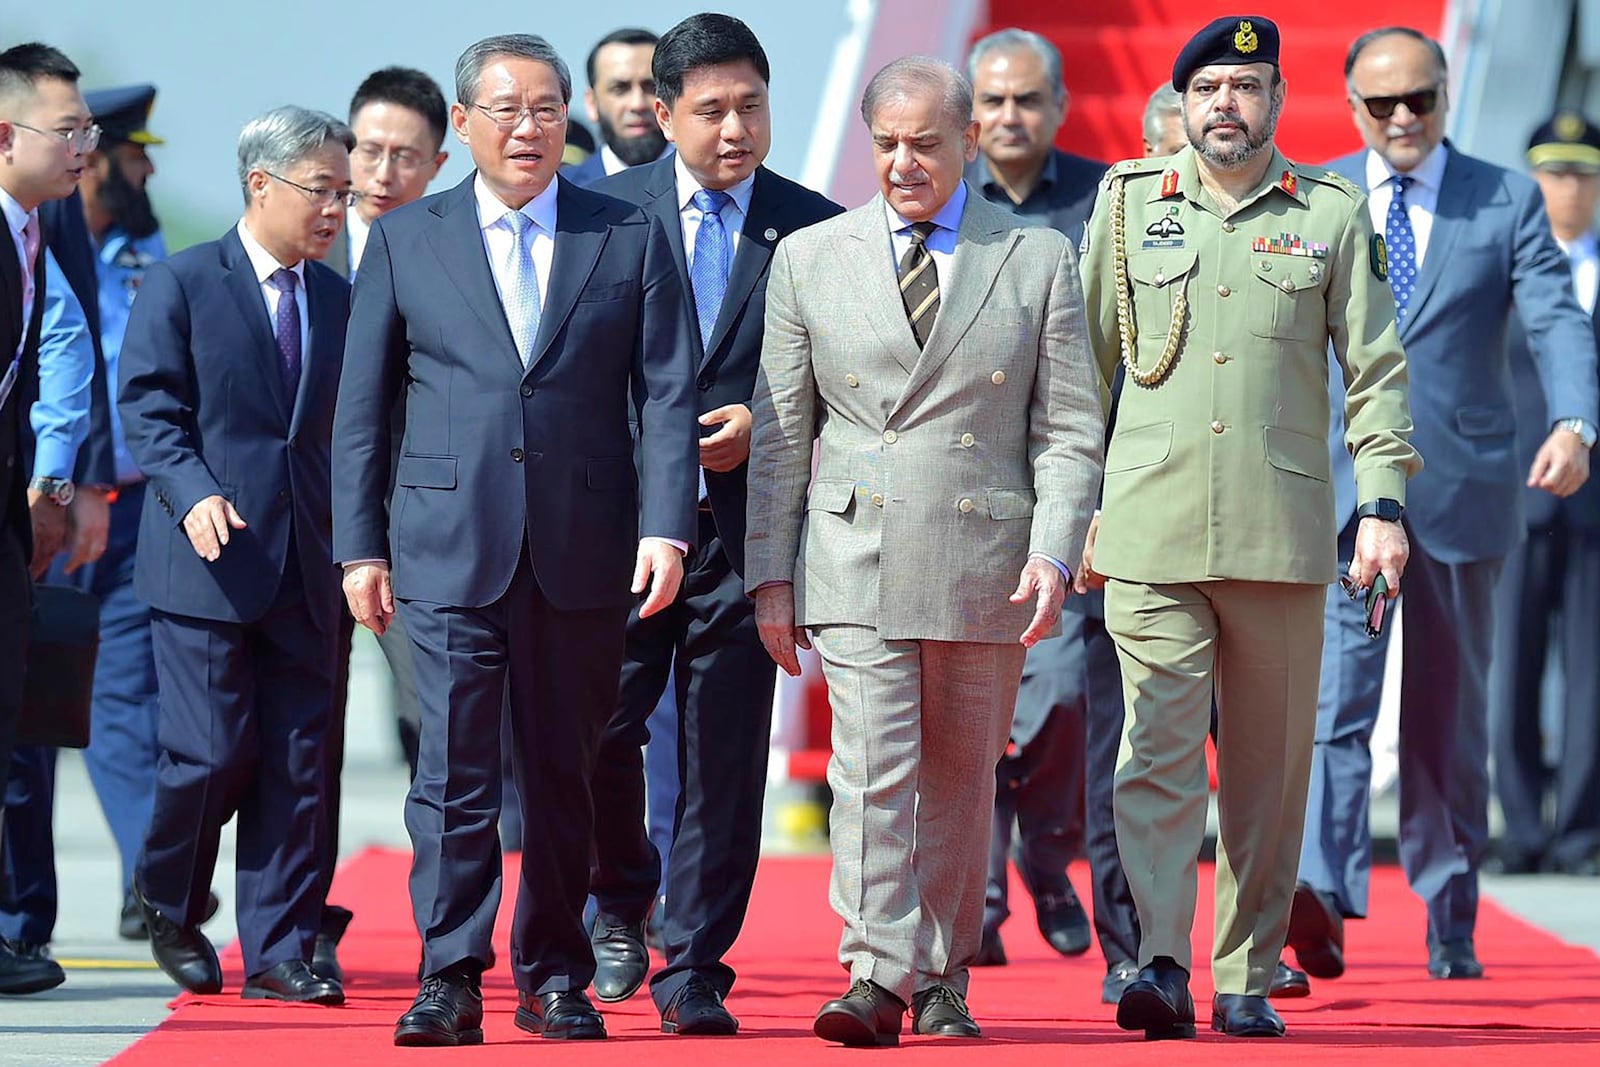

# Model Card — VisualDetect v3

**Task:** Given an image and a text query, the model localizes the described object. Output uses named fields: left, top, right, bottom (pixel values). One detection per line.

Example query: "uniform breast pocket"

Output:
left=1127, top=250, right=1198, bottom=340
left=1247, top=257, right=1325, bottom=341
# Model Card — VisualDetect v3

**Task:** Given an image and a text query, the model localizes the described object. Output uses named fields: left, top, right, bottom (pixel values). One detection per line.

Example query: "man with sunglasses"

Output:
left=1290, top=27, right=1599, bottom=987
left=119, top=105, right=355, bottom=1005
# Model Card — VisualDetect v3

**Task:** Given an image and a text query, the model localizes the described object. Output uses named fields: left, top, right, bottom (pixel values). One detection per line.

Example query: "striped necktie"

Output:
left=899, top=221, right=940, bottom=347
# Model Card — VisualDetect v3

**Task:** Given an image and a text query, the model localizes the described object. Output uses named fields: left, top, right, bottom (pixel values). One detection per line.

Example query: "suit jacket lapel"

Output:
left=290, top=267, right=337, bottom=434
left=428, top=176, right=522, bottom=371
left=0, top=223, right=20, bottom=353
left=847, top=196, right=922, bottom=377
left=893, top=194, right=1020, bottom=418
left=705, top=168, right=779, bottom=365
left=1401, top=151, right=1473, bottom=333
left=220, top=230, right=290, bottom=419
left=524, top=178, right=609, bottom=375
left=639, top=164, right=701, bottom=365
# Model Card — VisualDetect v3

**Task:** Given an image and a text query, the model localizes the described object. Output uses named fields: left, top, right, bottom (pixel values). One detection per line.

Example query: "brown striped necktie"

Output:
left=899, top=221, right=940, bottom=347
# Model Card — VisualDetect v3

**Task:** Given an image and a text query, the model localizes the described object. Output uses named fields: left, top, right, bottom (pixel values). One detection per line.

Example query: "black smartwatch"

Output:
left=1356, top=497, right=1403, bottom=523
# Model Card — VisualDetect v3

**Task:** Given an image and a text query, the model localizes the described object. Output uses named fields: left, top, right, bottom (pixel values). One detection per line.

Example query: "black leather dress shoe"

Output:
left=121, top=889, right=220, bottom=941
left=1428, top=939, right=1484, bottom=979
left=1211, top=994, right=1286, bottom=1037
left=590, top=918, right=648, bottom=1003
left=661, top=973, right=738, bottom=1035
left=912, top=984, right=981, bottom=1037
left=1115, top=957, right=1195, bottom=1040
left=1036, top=886, right=1092, bottom=957
left=1269, top=959, right=1310, bottom=998
left=814, top=979, right=905, bottom=1047
left=1102, top=960, right=1139, bottom=1005
left=0, top=939, right=65, bottom=995
left=973, top=926, right=1007, bottom=967
left=242, top=960, right=344, bottom=1005
left=394, top=969, right=484, bottom=1047
left=516, top=989, right=607, bottom=1039
left=1286, top=882, right=1345, bottom=979
left=135, top=885, right=222, bottom=995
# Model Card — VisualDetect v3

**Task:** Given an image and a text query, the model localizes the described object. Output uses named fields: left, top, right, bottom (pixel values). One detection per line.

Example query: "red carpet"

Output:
left=111, top=849, right=1600, bottom=1064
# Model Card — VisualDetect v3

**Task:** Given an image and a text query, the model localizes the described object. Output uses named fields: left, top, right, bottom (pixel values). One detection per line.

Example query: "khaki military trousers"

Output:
left=810, top=624, right=1026, bottom=1006
left=1105, top=578, right=1325, bottom=995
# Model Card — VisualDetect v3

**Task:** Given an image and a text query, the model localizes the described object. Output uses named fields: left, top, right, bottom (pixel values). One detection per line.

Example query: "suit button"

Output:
left=991, top=371, right=1006, bottom=385
left=882, top=430, right=898, bottom=444
left=1217, top=284, right=1231, bottom=297
left=277, top=489, right=291, bottom=502
left=870, top=493, right=884, bottom=508
left=1211, top=420, right=1225, bottom=434
left=1214, top=351, right=1228, bottom=364
left=846, top=373, right=859, bottom=387
left=511, top=447, right=525, bottom=462
left=958, top=498, right=975, bottom=513
left=1222, top=221, right=1235, bottom=233
left=521, top=384, right=533, bottom=397
left=697, top=375, right=714, bottom=391
left=960, top=433, right=975, bottom=447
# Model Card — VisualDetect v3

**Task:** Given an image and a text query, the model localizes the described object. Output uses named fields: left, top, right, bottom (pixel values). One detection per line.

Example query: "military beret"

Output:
left=1527, top=111, right=1600, bottom=174
left=1171, top=16, right=1280, bottom=92
left=85, top=84, right=163, bottom=146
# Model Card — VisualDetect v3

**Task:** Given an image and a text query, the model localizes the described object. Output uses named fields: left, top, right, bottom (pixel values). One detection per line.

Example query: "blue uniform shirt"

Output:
left=98, top=225, right=167, bottom=483
left=31, top=248, right=96, bottom=480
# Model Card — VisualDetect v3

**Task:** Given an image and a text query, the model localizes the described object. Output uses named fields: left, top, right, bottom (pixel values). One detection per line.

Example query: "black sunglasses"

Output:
left=1338, top=569, right=1391, bottom=640
left=1357, top=89, right=1440, bottom=120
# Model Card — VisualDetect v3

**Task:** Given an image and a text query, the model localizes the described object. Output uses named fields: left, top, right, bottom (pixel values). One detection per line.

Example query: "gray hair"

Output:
left=455, top=34, right=572, bottom=107
left=236, top=106, right=354, bottom=203
left=860, top=56, right=973, bottom=135
left=966, top=28, right=1064, bottom=105
left=1143, top=85, right=1182, bottom=147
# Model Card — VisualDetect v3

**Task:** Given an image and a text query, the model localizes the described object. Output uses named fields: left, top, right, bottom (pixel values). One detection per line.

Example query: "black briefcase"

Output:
left=18, top=582, right=101, bottom=749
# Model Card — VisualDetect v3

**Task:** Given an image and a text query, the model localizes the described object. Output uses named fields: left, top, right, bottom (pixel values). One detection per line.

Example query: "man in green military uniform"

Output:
left=1077, top=15, right=1421, bottom=1039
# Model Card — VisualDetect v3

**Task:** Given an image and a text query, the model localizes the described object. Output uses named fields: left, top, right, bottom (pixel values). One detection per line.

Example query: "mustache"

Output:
left=888, top=168, right=925, bottom=184
left=1203, top=114, right=1250, bottom=135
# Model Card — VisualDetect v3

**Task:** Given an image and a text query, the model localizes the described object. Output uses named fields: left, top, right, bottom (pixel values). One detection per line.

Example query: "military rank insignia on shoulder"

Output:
left=1370, top=233, right=1389, bottom=280
left=1304, top=169, right=1362, bottom=200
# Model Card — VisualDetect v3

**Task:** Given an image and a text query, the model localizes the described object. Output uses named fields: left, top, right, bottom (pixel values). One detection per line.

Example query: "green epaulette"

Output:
left=1298, top=166, right=1363, bottom=201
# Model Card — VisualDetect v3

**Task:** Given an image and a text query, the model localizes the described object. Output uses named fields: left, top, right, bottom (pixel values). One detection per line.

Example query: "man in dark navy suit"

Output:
left=119, top=105, right=354, bottom=1005
left=334, top=34, right=698, bottom=1047
left=1490, top=111, right=1600, bottom=878
left=586, top=13, right=842, bottom=1034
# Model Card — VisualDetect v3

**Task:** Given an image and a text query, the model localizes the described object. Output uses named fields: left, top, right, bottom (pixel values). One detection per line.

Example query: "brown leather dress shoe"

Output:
left=814, top=979, right=905, bottom=1047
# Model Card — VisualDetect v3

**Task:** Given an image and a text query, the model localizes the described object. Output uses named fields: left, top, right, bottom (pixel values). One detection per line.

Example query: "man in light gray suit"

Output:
left=1290, top=27, right=1599, bottom=986
left=745, top=57, right=1104, bottom=1047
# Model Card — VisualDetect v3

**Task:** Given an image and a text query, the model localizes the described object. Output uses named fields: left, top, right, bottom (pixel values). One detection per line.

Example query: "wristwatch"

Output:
left=28, top=476, right=75, bottom=506
left=1356, top=497, right=1403, bottom=522
left=1554, top=417, right=1598, bottom=449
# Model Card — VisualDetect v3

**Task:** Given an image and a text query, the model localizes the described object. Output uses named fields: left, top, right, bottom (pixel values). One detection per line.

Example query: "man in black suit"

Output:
left=1490, top=111, right=1600, bottom=877
left=586, top=13, right=842, bottom=1034
left=0, top=40, right=94, bottom=994
left=564, top=28, right=667, bottom=187
left=334, top=34, right=698, bottom=1047
left=119, top=105, right=354, bottom=1006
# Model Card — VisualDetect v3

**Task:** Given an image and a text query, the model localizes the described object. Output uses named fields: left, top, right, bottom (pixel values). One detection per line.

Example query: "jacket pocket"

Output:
left=1127, top=249, right=1198, bottom=339
left=395, top=453, right=457, bottom=489
left=1264, top=426, right=1329, bottom=482
left=1247, top=256, right=1325, bottom=341
left=806, top=479, right=857, bottom=514
left=586, top=457, right=634, bottom=491
left=1105, top=420, right=1173, bottom=473
left=1455, top=405, right=1514, bottom=438
left=986, top=487, right=1036, bottom=519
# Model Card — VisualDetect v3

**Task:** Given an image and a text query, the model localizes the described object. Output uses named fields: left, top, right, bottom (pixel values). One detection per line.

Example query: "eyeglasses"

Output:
left=471, top=101, right=567, bottom=132
left=352, top=143, right=431, bottom=174
left=266, top=171, right=363, bottom=208
left=9, top=120, right=101, bottom=154
left=1356, top=88, right=1440, bottom=120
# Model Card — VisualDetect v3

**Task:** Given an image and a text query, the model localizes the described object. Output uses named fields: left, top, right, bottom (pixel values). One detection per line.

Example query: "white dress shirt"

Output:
left=676, top=154, right=754, bottom=266
left=235, top=219, right=308, bottom=360
left=1559, top=231, right=1599, bottom=316
left=1, top=184, right=39, bottom=361
left=1364, top=143, right=1450, bottom=267
left=600, top=143, right=670, bottom=178
left=346, top=209, right=371, bottom=276
left=474, top=174, right=556, bottom=312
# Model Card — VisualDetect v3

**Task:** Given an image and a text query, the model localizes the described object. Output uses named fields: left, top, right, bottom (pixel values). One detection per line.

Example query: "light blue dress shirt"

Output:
left=30, top=247, right=95, bottom=480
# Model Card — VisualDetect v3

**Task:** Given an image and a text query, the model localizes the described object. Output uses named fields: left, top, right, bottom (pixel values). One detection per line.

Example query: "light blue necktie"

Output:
left=1385, top=175, right=1419, bottom=321
left=690, top=189, right=732, bottom=349
left=501, top=210, right=542, bottom=366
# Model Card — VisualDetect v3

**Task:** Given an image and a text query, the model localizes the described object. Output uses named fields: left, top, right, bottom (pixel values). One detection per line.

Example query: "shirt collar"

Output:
left=1367, top=142, right=1449, bottom=192
left=885, top=180, right=968, bottom=236
left=1153, top=146, right=1304, bottom=209
left=674, top=154, right=756, bottom=218
left=978, top=149, right=1059, bottom=198
left=235, top=218, right=306, bottom=285
left=1559, top=231, right=1599, bottom=260
left=473, top=172, right=559, bottom=237
left=0, top=185, right=32, bottom=244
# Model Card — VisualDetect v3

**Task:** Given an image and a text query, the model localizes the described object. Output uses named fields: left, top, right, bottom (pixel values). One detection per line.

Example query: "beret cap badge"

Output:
left=1234, top=20, right=1260, bottom=54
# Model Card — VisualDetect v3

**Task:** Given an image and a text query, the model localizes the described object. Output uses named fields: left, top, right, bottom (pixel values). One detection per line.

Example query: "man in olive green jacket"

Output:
left=1077, top=15, right=1420, bottom=1040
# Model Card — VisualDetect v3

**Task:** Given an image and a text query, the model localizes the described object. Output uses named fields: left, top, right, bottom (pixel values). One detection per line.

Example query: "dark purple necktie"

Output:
left=269, top=267, right=302, bottom=402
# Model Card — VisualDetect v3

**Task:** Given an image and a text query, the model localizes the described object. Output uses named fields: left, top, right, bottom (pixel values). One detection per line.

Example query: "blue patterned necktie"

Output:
left=501, top=209, right=542, bottom=366
left=268, top=268, right=301, bottom=403
left=1385, top=175, right=1419, bottom=321
left=690, top=189, right=733, bottom=349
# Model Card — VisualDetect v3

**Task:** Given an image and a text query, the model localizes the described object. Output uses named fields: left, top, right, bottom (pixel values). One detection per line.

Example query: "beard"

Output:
left=598, top=111, right=667, bottom=167
left=96, top=157, right=160, bottom=239
left=1183, top=94, right=1282, bottom=170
